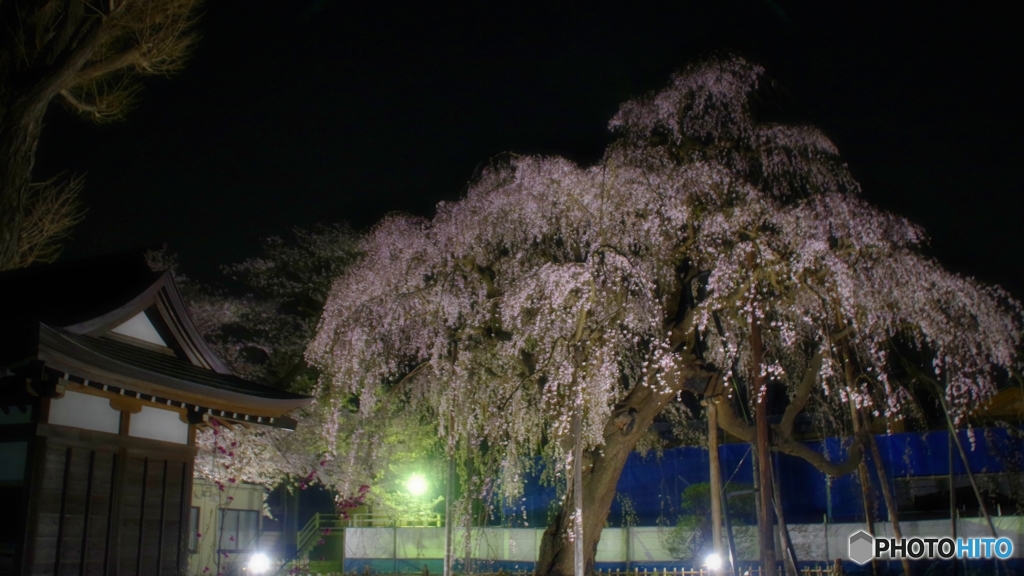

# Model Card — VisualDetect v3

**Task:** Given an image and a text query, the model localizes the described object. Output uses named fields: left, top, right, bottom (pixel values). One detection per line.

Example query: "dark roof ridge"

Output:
left=38, top=323, right=312, bottom=413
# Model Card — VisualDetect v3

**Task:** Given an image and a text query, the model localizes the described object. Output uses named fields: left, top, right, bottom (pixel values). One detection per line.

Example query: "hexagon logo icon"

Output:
left=848, top=530, right=874, bottom=565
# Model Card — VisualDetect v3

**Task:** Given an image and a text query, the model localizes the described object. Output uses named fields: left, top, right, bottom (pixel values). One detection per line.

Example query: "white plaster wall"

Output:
left=130, top=405, right=189, bottom=444
left=111, top=311, right=168, bottom=346
left=48, top=390, right=120, bottom=434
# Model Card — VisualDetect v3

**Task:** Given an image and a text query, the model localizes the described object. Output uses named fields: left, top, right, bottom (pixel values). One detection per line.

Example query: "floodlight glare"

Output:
left=406, top=474, right=428, bottom=496
left=248, top=552, right=271, bottom=574
left=704, top=553, right=722, bottom=571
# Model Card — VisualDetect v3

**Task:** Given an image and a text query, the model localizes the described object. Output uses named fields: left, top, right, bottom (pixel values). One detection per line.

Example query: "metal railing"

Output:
left=347, top=512, right=445, bottom=527
left=297, top=513, right=349, bottom=551
left=280, top=512, right=446, bottom=576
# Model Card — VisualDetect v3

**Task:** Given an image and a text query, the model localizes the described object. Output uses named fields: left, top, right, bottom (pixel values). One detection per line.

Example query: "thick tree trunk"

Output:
left=533, top=363, right=706, bottom=576
left=534, top=428, right=636, bottom=576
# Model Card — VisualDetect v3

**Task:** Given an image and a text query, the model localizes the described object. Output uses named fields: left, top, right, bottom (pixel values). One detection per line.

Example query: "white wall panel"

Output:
left=111, top=311, right=168, bottom=346
left=130, top=405, right=189, bottom=444
left=48, top=390, right=120, bottom=434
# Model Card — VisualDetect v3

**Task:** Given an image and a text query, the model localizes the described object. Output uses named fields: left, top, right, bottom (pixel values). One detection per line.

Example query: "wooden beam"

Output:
left=708, top=401, right=724, bottom=561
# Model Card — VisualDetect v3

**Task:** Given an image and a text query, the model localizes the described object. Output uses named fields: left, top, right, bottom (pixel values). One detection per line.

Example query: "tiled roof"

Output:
left=39, top=324, right=312, bottom=414
left=67, top=330, right=307, bottom=401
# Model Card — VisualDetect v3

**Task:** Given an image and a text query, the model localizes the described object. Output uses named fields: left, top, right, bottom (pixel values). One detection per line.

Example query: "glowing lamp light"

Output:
left=704, top=553, right=723, bottom=571
left=406, top=474, right=428, bottom=496
left=248, top=552, right=272, bottom=574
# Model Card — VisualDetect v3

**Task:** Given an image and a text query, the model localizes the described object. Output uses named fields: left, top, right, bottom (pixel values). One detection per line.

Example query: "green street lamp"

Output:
left=406, top=474, right=428, bottom=496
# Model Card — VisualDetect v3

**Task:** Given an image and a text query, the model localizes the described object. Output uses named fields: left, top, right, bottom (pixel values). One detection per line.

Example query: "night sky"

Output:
left=35, top=1, right=1024, bottom=298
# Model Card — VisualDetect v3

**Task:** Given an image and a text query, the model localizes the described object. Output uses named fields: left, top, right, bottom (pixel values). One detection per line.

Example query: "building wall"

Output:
left=188, top=479, right=270, bottom=576
left=22, top=424, right=194, bottom=576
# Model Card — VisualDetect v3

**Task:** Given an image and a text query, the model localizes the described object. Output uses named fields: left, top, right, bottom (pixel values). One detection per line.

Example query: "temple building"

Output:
left=0, top=251, right=312, bottom=576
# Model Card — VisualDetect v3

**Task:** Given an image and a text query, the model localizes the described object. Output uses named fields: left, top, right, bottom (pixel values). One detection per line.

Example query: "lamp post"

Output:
left=397, top=474, right=430, bottom=574
left=406, top=474, right=428, bottom=497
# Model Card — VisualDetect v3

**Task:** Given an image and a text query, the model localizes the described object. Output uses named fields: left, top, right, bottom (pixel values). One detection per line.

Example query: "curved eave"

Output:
left=63, top=271, right=234, bottom=375
left=37, top=324, right=312, bottom=417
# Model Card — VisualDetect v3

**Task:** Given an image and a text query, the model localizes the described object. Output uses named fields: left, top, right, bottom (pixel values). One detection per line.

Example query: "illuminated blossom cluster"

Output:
left=308, top=54, right=1022, bottom=499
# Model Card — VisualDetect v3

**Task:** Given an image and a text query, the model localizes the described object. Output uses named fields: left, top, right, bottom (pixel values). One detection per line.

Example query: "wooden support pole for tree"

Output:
left=866, top=434, right=911, bottom=576
left=848, top=403, right=878, bottom=576
left=573, top=404, right=584, bottom=576
left=720, top=488, right=741, bottom=576
left=708, top=402, right=724, bottom=562
left=949, top=429, right=959, bottom=576
left=770, top=455, right=798, bottom=576
left=748, top=284, right=776, bottom=576
left=463, top=515, right=472, bottom=576
left=444, top=415, right=455, bottom=576
left=463, top=432, right=474, bottom=576
left=939, top=394, right=998, bottom=538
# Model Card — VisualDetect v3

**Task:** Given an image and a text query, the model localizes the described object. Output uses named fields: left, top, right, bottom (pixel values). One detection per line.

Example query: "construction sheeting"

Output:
left=332, top=429, right=1024, bottom=574
left=502, top=429, right=1024, bottom=527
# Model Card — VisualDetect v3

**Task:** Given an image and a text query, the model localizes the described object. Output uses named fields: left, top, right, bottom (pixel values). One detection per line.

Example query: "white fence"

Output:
left=342, top=516, right=1024, bottom=563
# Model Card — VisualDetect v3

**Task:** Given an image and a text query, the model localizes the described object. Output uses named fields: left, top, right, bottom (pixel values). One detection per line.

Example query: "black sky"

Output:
left=36, top=1, right=1024, bottom=297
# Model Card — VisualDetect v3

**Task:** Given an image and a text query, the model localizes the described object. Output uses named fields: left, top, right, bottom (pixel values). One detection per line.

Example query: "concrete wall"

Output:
left=188, top=479, right=269, bottom=576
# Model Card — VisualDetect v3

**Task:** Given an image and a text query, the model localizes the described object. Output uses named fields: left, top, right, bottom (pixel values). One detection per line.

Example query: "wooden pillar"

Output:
left=849, top=403, right=877, bottom=576
left=749, top=299, right=775, bottom=576
left=867, top=434, right=911, bottom=576
left=444, top=435, right=455, bottom=576
left=770, top=456, right=797, bottom=576
left=708, top=402, right=723, bottom=562
left=949, top=431, right=959, bottom=576
left=940, top=396, right=998, bottom=538
left=572, top=406, right=584, bottom=576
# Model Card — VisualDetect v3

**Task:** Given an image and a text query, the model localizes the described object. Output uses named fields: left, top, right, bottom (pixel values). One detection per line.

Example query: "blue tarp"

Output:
left=503, top=428, right=1024, bottom=527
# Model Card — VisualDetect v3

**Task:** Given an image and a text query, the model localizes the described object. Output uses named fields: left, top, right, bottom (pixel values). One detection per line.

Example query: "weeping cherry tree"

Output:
left=307, top=55, right=1022, bottom=576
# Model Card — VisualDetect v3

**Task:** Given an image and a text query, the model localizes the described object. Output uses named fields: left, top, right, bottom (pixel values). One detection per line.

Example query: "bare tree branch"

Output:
left=16, top=174, right=86, bottom=267
left=0, top=0, right=202, bottom=268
